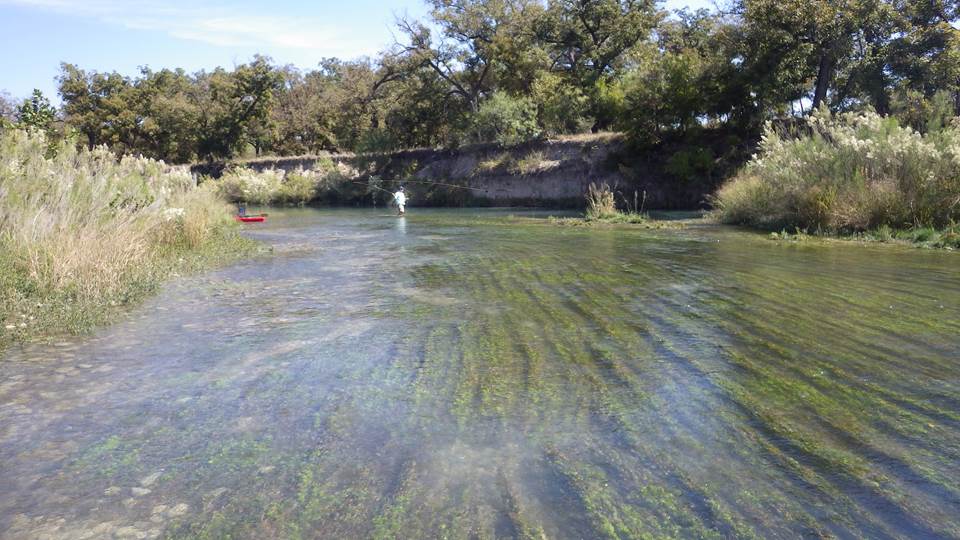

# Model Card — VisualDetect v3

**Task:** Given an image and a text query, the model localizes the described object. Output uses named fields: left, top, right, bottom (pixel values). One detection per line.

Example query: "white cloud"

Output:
left=0, top=0, right=379, bottom=56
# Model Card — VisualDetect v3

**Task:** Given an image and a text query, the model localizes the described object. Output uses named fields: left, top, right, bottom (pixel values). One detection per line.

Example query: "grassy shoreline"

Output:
left=0, top=231, right=260, bottom=351
left=765, top=225, right=960, bottom=250
left=0, top=130, right=262, bottom=351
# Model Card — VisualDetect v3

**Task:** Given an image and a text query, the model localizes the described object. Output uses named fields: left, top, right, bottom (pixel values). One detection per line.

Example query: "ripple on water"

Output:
left=1, top=208, right=959, bottom=539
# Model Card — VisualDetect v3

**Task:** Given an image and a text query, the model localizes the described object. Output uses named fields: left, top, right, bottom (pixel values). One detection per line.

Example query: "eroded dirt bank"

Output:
left=192, top=133, right=733, bottom=209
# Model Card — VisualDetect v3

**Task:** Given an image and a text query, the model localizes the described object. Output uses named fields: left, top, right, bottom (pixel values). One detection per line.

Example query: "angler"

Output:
left=393, top=186, right=407, bottom=216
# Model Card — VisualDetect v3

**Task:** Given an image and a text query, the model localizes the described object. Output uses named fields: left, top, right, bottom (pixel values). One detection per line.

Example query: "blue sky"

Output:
left=0, top=0, right=715, bottom=104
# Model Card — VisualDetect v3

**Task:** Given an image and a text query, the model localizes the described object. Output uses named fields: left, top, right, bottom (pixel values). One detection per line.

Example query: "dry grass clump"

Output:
left=477, top=152, right=512, bottom=172
left=0, top=129, right=251, bottom=345
left=714, top=109, right=960, bottom=232
left=585, top=182, right=618, bottom=220
left=513, top=150, right=548, bottom=174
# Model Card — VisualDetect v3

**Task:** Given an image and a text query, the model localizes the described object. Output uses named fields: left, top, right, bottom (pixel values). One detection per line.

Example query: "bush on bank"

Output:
left=215, top=158, right=355, bottom=205
left=0, top=129, right=254, bottom=346
left=714, top=109, right=960, bottom=234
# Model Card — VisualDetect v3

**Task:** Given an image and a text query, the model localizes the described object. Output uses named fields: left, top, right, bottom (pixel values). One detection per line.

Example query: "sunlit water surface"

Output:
left=2, top=208, right=959, bottom=539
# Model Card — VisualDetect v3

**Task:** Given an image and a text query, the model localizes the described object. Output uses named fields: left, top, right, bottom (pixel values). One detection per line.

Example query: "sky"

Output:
left=0, top=0, right=715, bottom=104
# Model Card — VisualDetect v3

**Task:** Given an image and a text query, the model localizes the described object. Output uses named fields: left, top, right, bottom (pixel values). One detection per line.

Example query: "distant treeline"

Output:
left=2, top=0, right=958, bottom=163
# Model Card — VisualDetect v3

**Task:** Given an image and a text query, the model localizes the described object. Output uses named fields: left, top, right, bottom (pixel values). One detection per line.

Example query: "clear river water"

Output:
left=1, top=208, right=959, bottom=539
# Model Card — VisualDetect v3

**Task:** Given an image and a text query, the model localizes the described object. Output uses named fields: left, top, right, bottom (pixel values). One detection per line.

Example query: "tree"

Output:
left=193, top=56, right=283, bottom=160
left=537, top=0, right=661, bottom=84
left=58, top=64, right=137, bottom=150
left=530, top=70, right=589, bottom=134
left=17, top=89, right=57, bottom=131
left=535, top=0, right=662, bottom=129
left=394, top=13, right=491, bottom=114
left=885, top=0, right=960, bottom=112
left=136, top=67, right=202, bottom=163
left=470, top=90, right=541, bottom=145
left=733, top=0, right=958, bottom=117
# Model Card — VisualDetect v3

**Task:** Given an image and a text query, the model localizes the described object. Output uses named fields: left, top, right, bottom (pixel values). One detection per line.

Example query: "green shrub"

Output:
left=217, top=159, right=348, bottom=205
left=665, top=147, right=714, bottom=184
left=218, top=167, right=284, bottom=204
left=531, top=72, right=590, bottom=135
left=276, top=172, right=317, bottom=205
left=890, top=89, right=957, bottom=134
left=355, top=129, right=398, bottom=154
left=714, top=109, right=960, bottom=232
left=469, top=92, right=541, bottom=146
left=476, top=152, right=512, bottom=172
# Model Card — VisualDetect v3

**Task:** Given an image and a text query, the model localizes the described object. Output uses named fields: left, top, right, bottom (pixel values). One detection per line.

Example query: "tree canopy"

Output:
left=5, top=0, right=953, bottom=163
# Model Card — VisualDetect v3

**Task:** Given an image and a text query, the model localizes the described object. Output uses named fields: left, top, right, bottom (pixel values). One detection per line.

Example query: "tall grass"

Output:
left=714, top=109, right=960, bottom=232
left=0, top=129, right=253, bottom=345
left=582, top=182, right=648, bottom=224
left=585, top=182, right=618, bottom=219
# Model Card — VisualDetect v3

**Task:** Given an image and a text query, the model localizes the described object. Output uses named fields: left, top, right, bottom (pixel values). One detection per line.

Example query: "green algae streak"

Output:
left=1, top=208, right=958, bottom=539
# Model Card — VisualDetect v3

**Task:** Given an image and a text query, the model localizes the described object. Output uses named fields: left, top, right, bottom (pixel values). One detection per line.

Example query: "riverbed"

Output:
left=2, top=208, right=959, bottom=539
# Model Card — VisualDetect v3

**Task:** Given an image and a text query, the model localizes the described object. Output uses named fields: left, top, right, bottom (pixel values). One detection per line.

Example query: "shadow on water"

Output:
left=2, top=207, right=959, bottom=539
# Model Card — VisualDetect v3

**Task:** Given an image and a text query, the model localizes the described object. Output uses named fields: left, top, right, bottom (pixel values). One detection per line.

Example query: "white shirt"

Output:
left=394, top=191, right=406, bottom=206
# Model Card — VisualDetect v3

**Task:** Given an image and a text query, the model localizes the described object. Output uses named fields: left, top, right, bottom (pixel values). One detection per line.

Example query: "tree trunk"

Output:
left=812, top=51, right=836, bottom=110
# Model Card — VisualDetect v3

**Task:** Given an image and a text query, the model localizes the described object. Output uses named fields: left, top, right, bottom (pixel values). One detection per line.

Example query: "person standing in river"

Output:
left=393, top=186, right=407, bottom=216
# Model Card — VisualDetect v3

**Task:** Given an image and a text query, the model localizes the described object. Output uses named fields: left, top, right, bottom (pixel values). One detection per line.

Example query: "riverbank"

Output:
left=766, top=225, right=960, bottom=250
left=194, top=131, right=747, bottom=210
left=0, top=130, right=259, bottom=350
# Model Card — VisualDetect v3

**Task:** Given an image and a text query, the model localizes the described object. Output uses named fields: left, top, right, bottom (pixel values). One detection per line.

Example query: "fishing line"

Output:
left=400, top=179, right=488, bottom=192
left=348, top=179, right=488, bottom=194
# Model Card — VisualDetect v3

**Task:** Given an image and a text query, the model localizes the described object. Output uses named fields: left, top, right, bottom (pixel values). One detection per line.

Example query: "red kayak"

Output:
left=235, top=214, right=267, bottom=223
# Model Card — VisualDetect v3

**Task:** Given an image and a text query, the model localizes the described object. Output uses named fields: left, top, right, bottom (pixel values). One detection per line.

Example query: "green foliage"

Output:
left=530, top=72, right=590, bottom=135
left=44, top=0, right=960, bottom=157
left=537, top=0, right=662, bottom=87
left=665, top=147, right=715, bottom=184
left=354, top=129, right=399, bottom=155
left=469, top=91, right=541, bottom=146
left=16, top=89, right=56, bottom=131
left=57, top=56, right=283, bottom=162
left=714, top=109, right=960, bottom=232
left=890, top=89, right=957, bottom=134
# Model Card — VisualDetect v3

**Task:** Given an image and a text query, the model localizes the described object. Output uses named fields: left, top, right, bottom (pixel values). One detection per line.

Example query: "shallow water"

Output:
left=2, top=208, right=959, bottom=539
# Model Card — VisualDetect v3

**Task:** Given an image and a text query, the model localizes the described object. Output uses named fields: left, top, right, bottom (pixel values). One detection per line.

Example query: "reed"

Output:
left=585, top=182, right=618, bottom=220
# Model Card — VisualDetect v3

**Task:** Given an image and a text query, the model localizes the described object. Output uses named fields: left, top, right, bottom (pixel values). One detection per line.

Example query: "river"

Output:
left=2, top=208, right=959, bottom=539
